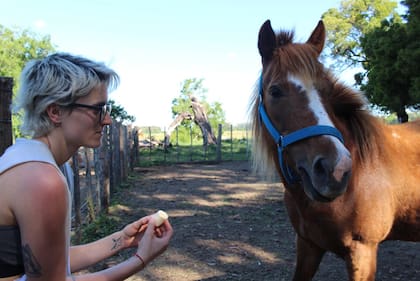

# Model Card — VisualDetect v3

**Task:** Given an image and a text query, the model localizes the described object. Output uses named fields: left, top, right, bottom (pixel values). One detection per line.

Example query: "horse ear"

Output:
left=258, top=20, right=276, bottom=65
left=306, top=20, right=325, bottom=55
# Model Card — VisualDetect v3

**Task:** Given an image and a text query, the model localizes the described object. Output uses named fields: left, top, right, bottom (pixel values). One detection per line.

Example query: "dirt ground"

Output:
left=89, top=161, right=419, bottom=281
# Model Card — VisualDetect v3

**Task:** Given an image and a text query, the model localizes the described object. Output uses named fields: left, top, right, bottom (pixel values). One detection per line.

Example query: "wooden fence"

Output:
left=0, top=77, right=13, bottom=156
left=70, top=122, right=139, bottom=241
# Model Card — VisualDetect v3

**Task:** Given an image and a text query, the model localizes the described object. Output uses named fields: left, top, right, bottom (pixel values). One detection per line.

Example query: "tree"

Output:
left=321, top=0, right=400, bottom=70
left=163, top=112, right=192, bottom=147
left=0, top=25, right=56, bottom=138
left=359, top=20, right=412, bottom=121
left=190, top=96, right=217, bottom=146
left=108, top=100, right=136, bottom=124
left=358, top=1, right=420, bottom=122
left=168, top=78, right=225, bottom=146
left=399, top=0, right=420, bottom=107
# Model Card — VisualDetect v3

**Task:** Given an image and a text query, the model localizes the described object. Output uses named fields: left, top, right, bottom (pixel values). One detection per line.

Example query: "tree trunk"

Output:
left=164, top=112, right=192, bottom=148
left=165, top=97, right=217, bottom=148
left=397, top=108, right=408, bottom=123
left=190, top=97, right=217, bottom=146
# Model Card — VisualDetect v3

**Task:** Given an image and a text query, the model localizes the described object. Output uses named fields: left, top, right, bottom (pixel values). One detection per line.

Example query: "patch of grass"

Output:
left=138, top=139, right=250, bottom=166
left=78, top=213, right=120, bottom=243
left=74, top=180, right=135, bottom=244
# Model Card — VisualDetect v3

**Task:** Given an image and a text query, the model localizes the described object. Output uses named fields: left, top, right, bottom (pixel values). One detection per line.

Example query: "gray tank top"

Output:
left=0, top=138, right=72, bottom=279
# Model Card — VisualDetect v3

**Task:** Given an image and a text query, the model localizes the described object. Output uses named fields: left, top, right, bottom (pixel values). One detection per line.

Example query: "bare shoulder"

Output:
left=10, top=162, right=69, bottom=224
left=11, top=161, right=66, bottom=191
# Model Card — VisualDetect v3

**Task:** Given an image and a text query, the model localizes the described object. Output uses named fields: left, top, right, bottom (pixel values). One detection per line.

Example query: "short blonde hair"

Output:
left=14, top=53, right=119, bottom=137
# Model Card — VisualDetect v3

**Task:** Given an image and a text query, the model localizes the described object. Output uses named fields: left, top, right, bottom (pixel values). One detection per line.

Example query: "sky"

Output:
left=0, top=0, right=344, bottom=128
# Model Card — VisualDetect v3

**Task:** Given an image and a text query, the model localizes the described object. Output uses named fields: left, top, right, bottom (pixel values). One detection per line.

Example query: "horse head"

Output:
left=254, top=20, right=352, bottom=202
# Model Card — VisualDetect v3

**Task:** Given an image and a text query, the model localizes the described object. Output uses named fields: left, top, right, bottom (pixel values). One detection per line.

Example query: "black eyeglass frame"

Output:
left=67, top=103, right=112, bottom=122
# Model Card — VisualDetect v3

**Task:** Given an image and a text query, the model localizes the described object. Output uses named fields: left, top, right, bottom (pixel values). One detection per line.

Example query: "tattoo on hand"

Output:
left=22, top=244, right=42, bottom=277
left=111, top=236, right=122, bottom=250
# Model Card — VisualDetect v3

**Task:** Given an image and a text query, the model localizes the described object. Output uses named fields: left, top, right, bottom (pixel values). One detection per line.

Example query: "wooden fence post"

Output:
left=0, top=77, right=13, bottom=156
left=93, top=148, right=101, bottom=212
left=230, top=124, right=233, bottom=160
left=131, top=126, right=139, bottom=169
left=112, top=122, right=121, bottom=189
left=120, top=124, right=127, bottom=181
left=216, top=124, right=222, bottom=162
left=96, top=130, right=110, bottom=213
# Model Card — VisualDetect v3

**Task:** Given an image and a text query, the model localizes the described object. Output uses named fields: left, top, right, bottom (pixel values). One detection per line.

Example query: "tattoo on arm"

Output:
left=111, top=236, right=122, bottom=250
left=22, top=244, right=42, bottom=277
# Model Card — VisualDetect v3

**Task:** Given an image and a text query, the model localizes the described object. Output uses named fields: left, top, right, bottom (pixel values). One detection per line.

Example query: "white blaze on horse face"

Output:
left=288, top=75, right=348, bottom=153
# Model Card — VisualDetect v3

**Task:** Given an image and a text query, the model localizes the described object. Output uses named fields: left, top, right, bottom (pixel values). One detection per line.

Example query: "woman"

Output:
left=0, top=53, right=173, bottom=280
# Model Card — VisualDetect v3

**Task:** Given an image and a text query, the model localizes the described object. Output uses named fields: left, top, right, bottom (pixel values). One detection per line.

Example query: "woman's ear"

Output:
left=46, top=104, right=62, bottom=125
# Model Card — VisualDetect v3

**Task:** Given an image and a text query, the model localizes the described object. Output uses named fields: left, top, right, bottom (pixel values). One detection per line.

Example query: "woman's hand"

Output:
left=120, top=212, right=173, bottom=250
left=135, top=216, right=173, bottom=265
left=120, top=215, right=151, bottom=249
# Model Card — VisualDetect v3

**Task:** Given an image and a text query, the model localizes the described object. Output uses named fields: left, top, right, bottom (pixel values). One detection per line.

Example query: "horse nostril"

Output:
left=313, top=157, right=330, bottom=178
left=333, top=155, right=352, bottom=183
left=342, top=170, right=351, bottom=184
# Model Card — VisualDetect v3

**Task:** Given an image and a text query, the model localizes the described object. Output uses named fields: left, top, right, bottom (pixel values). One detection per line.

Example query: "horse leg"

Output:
left=345, top=242, right=378, bottom=281
left=292, top=236, right=325, bottom=281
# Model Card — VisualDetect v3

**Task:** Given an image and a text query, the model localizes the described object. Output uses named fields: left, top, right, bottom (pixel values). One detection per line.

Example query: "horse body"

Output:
left=252, top=20, right=420, bottom=281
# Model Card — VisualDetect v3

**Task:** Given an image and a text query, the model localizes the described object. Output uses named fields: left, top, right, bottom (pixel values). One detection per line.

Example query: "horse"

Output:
left=250, top=19, right=420, bottom=281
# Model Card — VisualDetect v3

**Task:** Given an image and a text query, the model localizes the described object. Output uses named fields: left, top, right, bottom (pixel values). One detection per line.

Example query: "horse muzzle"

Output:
left=297, top=153, right=352, bottom=202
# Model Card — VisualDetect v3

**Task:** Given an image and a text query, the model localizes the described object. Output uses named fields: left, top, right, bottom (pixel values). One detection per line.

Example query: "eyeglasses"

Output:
left=68, top=103, right=112, bottom=122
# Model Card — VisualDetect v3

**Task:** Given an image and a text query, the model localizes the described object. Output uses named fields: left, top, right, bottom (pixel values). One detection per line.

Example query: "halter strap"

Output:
left=258, top=73, right=344, bottom=184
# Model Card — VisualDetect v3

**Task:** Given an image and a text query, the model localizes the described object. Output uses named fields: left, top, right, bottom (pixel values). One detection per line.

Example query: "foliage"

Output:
left=359, top=20, right=409, bottom=120
left=399, top=0, right=420, bottom=107
left=77, top=212, right=120, bottom=244
left=321, top=0, right=400, bottom=70
left=170, top=78, right=226, bottom=143
left=208, top=101, right=226, bottom=131
left=0, top=25, right=55, bottom=87
left=109, top=99, right=136, bottom=124
left=357, top=1, right=420, bottom=121
left=0, top=24, right=56, bottom=138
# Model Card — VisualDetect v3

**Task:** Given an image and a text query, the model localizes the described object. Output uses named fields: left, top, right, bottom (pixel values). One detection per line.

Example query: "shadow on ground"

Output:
left=85, top=161, right=420, bottom=281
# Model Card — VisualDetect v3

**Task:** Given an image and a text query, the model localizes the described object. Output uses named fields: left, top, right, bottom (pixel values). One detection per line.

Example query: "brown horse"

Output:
left=251, top=19, right=420, bottom=281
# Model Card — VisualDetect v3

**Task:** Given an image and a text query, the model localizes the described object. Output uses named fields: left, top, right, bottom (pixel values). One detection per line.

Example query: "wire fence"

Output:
left=138, top=124, right=251, bottom=165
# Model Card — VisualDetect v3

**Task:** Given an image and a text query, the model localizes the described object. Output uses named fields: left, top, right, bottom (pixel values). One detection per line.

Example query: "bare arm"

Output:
left=13, top=162, right=173, bottom=281
left=69, top=216, right=149, bottom=272
left=70, top=218, right=173, bottom=281
left=13, top=163, right=69, bottom=281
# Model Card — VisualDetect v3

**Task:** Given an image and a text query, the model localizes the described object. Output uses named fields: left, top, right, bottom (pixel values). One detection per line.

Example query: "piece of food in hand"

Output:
left=152, top=210, right=169, bottom=227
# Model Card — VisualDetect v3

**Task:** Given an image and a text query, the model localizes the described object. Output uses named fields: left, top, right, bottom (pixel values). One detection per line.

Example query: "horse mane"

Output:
left=328, top=76, right=383, bottom=160
left=250, top=30, right=382, bottom=179
left=274, top=30, right=321, bottom=79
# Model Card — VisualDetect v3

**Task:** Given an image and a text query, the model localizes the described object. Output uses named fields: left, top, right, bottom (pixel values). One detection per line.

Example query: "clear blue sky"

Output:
left=1, top=0, right=343, bottom=127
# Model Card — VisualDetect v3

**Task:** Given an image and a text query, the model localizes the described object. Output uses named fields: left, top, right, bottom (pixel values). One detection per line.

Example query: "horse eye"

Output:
left=269, top=86, right=284, bottom=98
left=296, top=85, right=305, bottom=94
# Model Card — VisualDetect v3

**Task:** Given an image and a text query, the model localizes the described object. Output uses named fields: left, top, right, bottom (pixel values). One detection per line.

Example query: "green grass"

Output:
left=138, top=139, right=250, bottom=166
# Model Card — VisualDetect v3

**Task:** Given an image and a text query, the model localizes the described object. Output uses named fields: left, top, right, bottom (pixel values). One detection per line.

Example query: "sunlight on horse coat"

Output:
left=250, top=19, right=420, bottom=281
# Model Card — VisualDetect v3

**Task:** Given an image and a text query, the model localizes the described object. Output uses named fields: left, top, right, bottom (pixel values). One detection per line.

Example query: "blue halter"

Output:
left=258, top=73, right=344, bottom=185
